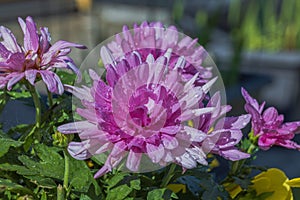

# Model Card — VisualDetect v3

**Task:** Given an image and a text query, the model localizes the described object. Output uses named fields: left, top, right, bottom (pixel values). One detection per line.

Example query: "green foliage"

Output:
left=0, top=90, right=9, bottom=114
left=0, top=134, right=23, bottom=158
left=0, top=178, right=32, bottom=195
left=0, top=144, right=102, bottom=199
left=103, top=172, right=141, bottom=200
left=236, top=190, right=274, bottom=200
left=147, top=188, right=178, bottom=200
left=229, top=0, right=300, bottom=51
left=172, top=0, right=184, bottom=23
left=56, top=70, right=77, bottom=85
left=7, top=90, right=31, bottom=100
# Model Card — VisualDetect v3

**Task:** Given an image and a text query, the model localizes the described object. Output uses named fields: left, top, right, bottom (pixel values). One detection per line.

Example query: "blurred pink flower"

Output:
left=0, top=16, right=86, bottom=94
left=106, top=21, right=212, bottom=86
left=58, top=50, right=217, bottom=178
left=242, top=88, right=300, bottom=150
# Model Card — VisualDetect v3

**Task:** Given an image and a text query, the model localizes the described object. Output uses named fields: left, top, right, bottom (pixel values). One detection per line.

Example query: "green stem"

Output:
left=27, top=83, right=42, bottom=128
left=47, top=88, right=53, bottom=108
left=247, top=143, right=256, bottom=154
left=230, top=137, right=258, bottom=176
left=57, top=184, right=65, bottom=200
left=160, top=164, right=177, bottom=188
left=63, top=149, right=70, bottom=192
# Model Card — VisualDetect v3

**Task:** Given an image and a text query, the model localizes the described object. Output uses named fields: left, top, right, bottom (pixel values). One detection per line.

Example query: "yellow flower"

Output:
left=251, top=168, right=300, bottom=200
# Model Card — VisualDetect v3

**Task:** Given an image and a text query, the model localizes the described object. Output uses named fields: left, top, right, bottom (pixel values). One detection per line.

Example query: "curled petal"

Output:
left=39, top=71, right=57, bottom=93
left=58, top=121, right=95, bottom=134
left=68, top=141, right=92, bottom=160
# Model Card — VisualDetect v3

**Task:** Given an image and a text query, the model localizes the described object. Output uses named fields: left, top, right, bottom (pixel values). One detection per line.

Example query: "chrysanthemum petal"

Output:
left=0, top=26, right=21, bottom=52
left=126, top=150, right=142, bottom=172
left=68, top=141, right=92, bottom=160
left=7, top=72, right=24, bottom=90
left=58, top=121, right=95, bottom=134
left=146, top=143, right=164, bottom=163
left=220, top=149, right=250, bottom=161
left=39, top=71, right=57, bottom=93
left=23, top=16, right=39, bottom=52
left=24, top=69, right=37, bottom=85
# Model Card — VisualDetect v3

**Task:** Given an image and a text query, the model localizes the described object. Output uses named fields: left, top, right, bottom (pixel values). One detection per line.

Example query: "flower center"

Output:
left=23, top=50, right=41, bottom=71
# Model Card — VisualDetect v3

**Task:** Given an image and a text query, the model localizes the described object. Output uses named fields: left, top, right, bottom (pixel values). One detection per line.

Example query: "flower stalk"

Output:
left=27, top=82, right=42, bottom=128
left=63, top=149, right=70, bottom=191
left=47, top=87, right=53, bottom=108
left=160, top=164, right=177, bottom=188
left=57, top=184, right=65, bottom=200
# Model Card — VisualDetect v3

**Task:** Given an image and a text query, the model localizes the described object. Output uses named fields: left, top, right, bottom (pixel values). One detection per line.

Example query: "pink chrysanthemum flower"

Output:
left=176, top=92, right=250, bottom=169
left=0, top=16, right=86, bottom=94
left=106, top=21, right=212, bottom=86
left=58, top=49, right=217, bottom=178
left=242, top=88, right=300, bottom=150
left=198, top=92, right=250, bottom=161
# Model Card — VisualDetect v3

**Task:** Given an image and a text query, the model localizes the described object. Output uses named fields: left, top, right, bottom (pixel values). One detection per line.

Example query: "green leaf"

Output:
left=7, top=90, right=31, bottom=99
left=104, top=173, right=141, bottom=200
left=7, top=124, right=35, bottom=151
left=0, top=144, right=63, bottom=178
left=130, top=179, right=141, bottom=190
left=147, top=188, right=177, bottom=200
left=41, top=190, right=48, bottom=200
left=57, top=111, right=71, bottom=123
left=69, top=156, right=96, bottom=193
left=201, top=185, right=223, bottom=200
left=91, top=153, right=107, bottom=165
left=8, top=124, right=34, bottom=136
left=0, top=90, right=9, bottom=114
left=0, top=144, right=101, bottom=195
left=56, top=71, right=76, bottom=85
left=106, top=184, right=132, bottom=200
left=0, top=178, right=32, bottom=194
left=67, top=150, right=101, bottom=195
left=25, top=176, right=57, bottom=189
left=199, top=178, right=229, bottom=200
left=147, top=188, right=165, bottom=200
left=106, top=173, right=127, bottom=189
left=233, top=177, right=252, bottom=190
left=0, top=135, right=23, bottom=158
left=79, top=194, right=93, bottom=200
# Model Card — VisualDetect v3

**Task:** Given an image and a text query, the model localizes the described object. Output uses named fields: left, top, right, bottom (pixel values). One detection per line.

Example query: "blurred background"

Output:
left=0, top=0, right=300, bottom=181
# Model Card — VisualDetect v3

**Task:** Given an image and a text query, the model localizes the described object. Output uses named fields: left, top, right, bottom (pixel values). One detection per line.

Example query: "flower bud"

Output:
left=52, top=131, right=73, bottom=147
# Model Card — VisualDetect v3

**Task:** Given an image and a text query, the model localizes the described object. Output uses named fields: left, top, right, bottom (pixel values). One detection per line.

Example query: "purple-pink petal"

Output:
left=0, top=43, right=11, bottom=58
left=220, top=149, right=250, bottom=161
left=0, top=26, right=21, bottom=52
left=7, top=72, right=24, bottom=90
left=25, top=69, right=37, bottom=85
left=58, top=121, right=95, bottom=134
left=68, top=141, right=92, bottom=160
left=39, top=27, right=51, bottom=53
left=23, top=16, right=39, bottom=52
left=242, top=88, right=300, bottom=150
left=126, top=150, right=142, bottom=172
left=39, top=71, right=57, bottom=93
